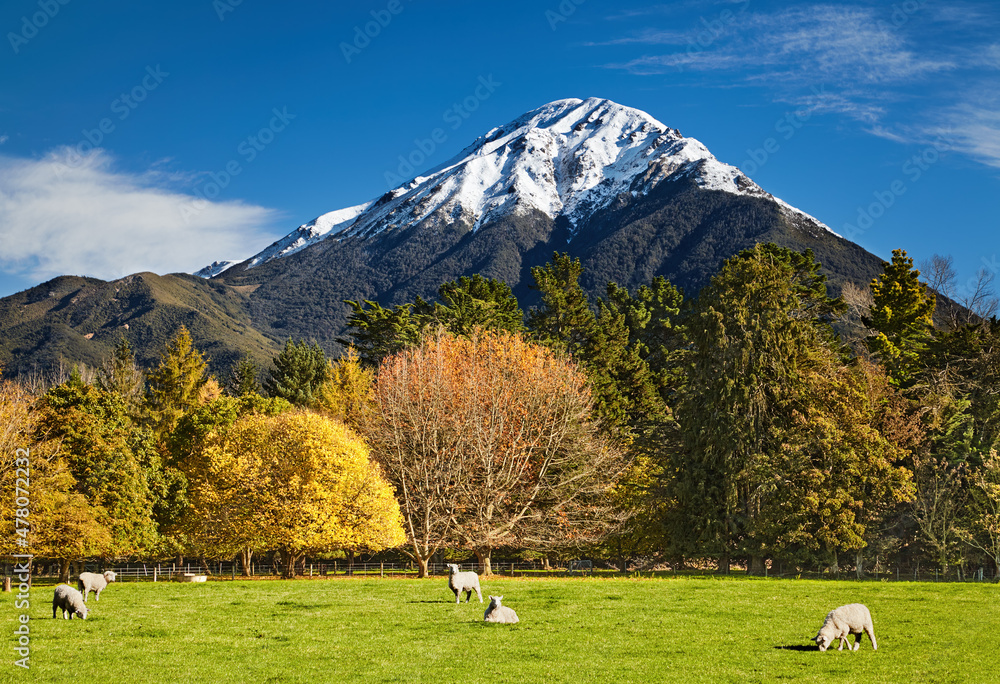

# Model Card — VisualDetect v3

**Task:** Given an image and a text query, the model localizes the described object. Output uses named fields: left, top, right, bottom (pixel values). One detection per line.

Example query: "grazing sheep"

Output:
left=446, top=563, right=482, bottom=604
left=813, top=603, right=878, bottom=652
left=77, top=570, right=116, bottom=602
left=52, top=585, right=88, bottom=620
left=483, top=595, right=519, bottom=624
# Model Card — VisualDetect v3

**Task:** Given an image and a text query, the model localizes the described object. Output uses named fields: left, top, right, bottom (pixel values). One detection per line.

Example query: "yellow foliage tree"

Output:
left=315, top=347, right=374, bottom=432
left=184, top=411, right=404, bottom=577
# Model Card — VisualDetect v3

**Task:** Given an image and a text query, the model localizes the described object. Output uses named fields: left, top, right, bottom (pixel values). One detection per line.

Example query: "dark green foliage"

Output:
left=671, top=244, right=851, bottom=569
left=145, top=325, right=209, bottom=438
left=226, top=355, right=262, bottom=397
left=867, top=249, right=936, bottom=388
left=38, top=372, right=162, bottom=556
left=264, top=338, right=330, bottom=406
left=96, top=335, right=144, bottom=405
left=343, top=274, right=525, bottom=366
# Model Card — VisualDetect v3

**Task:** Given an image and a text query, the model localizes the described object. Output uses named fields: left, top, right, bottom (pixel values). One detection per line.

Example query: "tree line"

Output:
left=2, top=244, right=999, bottom=579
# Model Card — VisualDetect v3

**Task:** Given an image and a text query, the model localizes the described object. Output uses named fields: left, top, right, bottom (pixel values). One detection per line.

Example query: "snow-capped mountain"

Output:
left=199, top=98, right=835, bottom=275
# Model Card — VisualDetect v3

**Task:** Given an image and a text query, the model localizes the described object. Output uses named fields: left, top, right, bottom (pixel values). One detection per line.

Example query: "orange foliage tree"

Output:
left=367, top=329, right=626, bottom=575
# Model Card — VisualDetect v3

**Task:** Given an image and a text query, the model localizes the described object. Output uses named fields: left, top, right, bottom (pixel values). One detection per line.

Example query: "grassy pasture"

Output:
left=2, top=575, right=996, bottom=683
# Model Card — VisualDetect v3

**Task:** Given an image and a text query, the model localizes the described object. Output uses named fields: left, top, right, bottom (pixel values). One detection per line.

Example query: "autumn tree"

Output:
left=184, top=412, right=404, bottom=578
left=264, top=339, right=330, bottom=407
left=367, top=330, right=626, bottom=575
left=315, top=347, right=375, bottom=432
left=146, top=325, right=210, bottom=437
left=963, top=451, right=1000, bottom=576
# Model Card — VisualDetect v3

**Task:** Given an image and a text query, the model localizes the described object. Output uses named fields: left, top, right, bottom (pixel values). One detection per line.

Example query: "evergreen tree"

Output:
left=145, top=325, right=209, bottom=438
left=264, top=338, right=330, bottom=406
left=672, top=244, right=848, bottom=572
left=867, top=249, right=936, bottom=388
left=226, top=355, right=261, bottom=397
left=96, top=336, right=144, bottom=405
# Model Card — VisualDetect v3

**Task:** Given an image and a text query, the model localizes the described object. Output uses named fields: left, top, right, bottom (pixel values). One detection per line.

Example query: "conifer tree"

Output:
left=96, top=336, right=144, bottom=405
left=867, top=249, right=936, bottom=388
left=226, top=356, right=261, bottom=397
left=146, top=325, right=209, bottom=438
left=264, top=338, right=330, bottom=406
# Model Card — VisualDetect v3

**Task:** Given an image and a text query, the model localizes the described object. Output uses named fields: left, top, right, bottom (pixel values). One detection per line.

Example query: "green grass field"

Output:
left=2, top=575, right=997, bottom=683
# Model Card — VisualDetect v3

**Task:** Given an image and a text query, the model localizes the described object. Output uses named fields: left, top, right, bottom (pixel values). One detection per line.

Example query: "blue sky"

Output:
left=1, top=0, right=998, bottom=300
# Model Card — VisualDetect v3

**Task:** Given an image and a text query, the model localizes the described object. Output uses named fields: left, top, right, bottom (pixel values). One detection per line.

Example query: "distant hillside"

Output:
left=0, top=272, right=281, bottom=377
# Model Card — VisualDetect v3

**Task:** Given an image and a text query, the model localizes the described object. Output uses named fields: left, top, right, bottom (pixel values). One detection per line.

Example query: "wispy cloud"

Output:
left=0, top=149, right=280, bottom=283
left=599, top=2, right=1000, bottom=165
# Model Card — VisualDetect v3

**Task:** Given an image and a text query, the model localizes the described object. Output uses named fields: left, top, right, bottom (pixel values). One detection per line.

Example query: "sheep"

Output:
left=483, top=595, right=519, bottom=624
left=52, top=584, right=89, bottom=620
left=77, top=570, right=116, bottom=602
left=813, top=603, right=878, bottom=652
left=445, top=563, right=482, bottom=603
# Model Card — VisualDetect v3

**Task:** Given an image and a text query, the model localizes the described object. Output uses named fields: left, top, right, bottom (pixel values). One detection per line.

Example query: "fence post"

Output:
left=153, top=567, right=157, bottom=583
left=380, top=562, right=384, bottom=578
left=310, top=563, right=313, bottom=578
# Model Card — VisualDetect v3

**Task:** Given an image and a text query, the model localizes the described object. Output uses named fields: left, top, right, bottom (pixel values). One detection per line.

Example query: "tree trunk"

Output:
left=415, top=555, right=430, bottom=578
left=240, top=548, right=253, bottom=577
left=280, top=549, right=301, bottom=579
left=200, top=557, right=212, bottom=575
left=749, top=556, right=766, bottom=576
left=475, top=548, right=492, bottom=576
left=347, top=550, right=355, bottom=576
left=716, top=551, right=730, bottom=575
left=855, top=550, right=865, bottom=579
left=59, top=559, right=72, bottom=584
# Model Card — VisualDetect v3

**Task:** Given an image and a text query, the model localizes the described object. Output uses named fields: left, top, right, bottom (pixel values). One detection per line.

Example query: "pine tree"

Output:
left=96, top=336, right=144, bottom=405
left=867, top=248, right=936, bottom=388
left=264, top=338, right=330, bottom=406
left=226, top=356, right=261, bottom=397
left=672, top=243, right=848, bottom=572
left=146, top=325, right=209, bottom=438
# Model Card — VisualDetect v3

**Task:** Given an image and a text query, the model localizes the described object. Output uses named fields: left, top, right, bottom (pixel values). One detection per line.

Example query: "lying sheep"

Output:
left=446, top=563, right=482, bottom=604
left=52, top=584, right=89, bottom=620
left=813, top=603, right=878, bottom=652
left=484, top=595, right=519, bottom=624
left=78, top=570, right=116, bottom=602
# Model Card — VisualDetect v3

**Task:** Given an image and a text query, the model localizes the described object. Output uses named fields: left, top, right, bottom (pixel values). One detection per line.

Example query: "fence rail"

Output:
left=4, top=558, right=997, bottom=583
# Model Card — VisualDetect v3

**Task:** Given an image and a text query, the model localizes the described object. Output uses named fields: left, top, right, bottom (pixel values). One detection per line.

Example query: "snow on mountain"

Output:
left=194, top=260, right=241, bottom=278
left=197, top=98, right=836, bottom=275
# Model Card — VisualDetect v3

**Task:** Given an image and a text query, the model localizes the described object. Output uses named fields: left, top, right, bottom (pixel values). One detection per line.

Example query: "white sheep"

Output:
left=52, top=584, right=89, bottom=620
left=483, top=595, right=519, bottom=624
left=77, top=570, right=117, bottom=602
left=813, top=603, right=878, bottom=652
left=446, top=563, right=482, bottom=603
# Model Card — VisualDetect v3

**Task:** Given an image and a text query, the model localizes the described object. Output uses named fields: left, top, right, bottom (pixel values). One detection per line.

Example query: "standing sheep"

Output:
left=77, top=570, right=117, bottom=602
left=446, top=563, right=482, bottom=603
left=813, top=603, right=878, bottom=652
left=483, top=595, right=519, bottom=624
left=52, top=585, right=89, bottom=620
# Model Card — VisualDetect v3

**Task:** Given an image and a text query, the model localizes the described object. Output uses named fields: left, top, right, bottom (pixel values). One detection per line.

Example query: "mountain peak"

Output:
left=199, top=98, right=834, bottom=275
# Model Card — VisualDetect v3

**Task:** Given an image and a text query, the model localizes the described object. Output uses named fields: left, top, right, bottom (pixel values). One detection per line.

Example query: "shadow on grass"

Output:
left=406, top=600, right=449, bottom=604
left=774, top=645, right=816, bottom=651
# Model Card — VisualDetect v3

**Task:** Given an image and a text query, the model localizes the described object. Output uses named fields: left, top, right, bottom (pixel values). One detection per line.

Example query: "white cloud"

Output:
left=0, top=148, right=281, bottom=283
left=0, top=135, right=8, bottom=145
